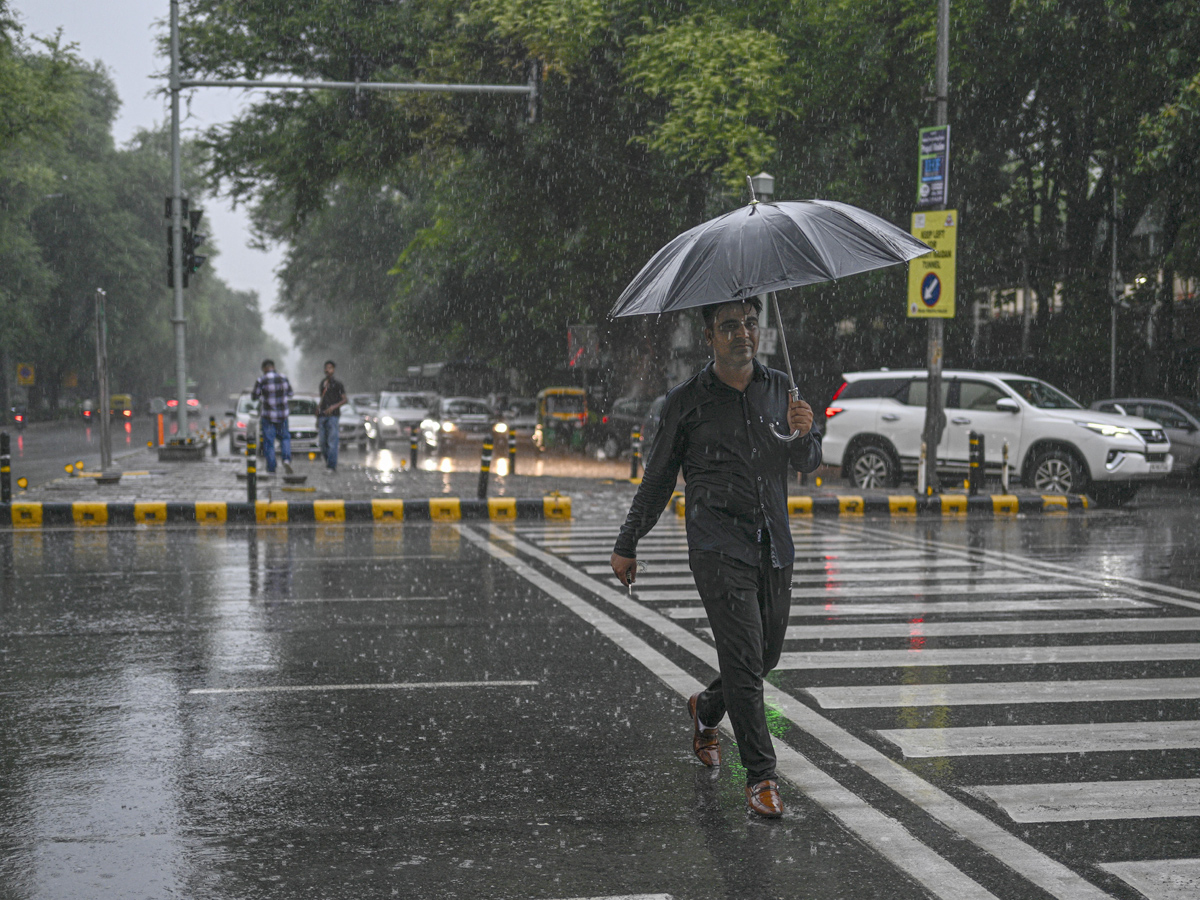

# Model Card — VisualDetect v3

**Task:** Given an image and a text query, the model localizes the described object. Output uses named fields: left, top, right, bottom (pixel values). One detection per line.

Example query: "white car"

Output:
left=367, top=391, right=433, bottom=447
left=226, top=392, right=322, bottom=456
left=823, top=369, right=1172, bottom=506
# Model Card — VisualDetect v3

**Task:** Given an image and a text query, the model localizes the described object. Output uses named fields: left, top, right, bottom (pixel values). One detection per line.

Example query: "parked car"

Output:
left=420, top=396, right=501, bottom=454
left=225, top=393, right=321, bottom=457
left=532, top=387, right=588, bottom=452
left=369, top=391, right=433, bottom=448
left=349, top=392, right=379, bottom=418
left=1091, top=396, right=1200, bottom=479
left=227, top=392, right=258, bottom=455
left=823, top=369, right=1172, bottom=506
left=338, top=399, right=367, bottom=451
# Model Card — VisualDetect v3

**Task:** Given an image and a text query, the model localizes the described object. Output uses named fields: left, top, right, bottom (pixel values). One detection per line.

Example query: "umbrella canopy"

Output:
left=609, top=199, right=931, bottom=318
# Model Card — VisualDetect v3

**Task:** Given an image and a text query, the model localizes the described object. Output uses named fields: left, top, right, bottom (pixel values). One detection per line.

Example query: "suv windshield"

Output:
left=445, top=400, right=491, bottom=417
left=546, top=395, right=585, bottom=414
left=1003, top=378, right=1081, bottom=409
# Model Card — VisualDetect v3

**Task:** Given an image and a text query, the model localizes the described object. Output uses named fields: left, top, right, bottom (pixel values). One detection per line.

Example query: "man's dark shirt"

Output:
left=319, top=376, right=347, bottom=417
left=613, top=360, right=822, bottom=569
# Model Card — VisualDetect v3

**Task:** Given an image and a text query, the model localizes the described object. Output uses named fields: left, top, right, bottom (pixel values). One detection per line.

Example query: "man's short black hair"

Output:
left=261, top=359, right=274, bottom=370
left=324, top=360, right=336, bottom=368
left=701, top=297, right=763, bottom=330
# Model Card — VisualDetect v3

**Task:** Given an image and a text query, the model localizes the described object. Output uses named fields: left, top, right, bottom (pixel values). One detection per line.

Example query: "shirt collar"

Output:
left=700, top=359, right=769, bottom=392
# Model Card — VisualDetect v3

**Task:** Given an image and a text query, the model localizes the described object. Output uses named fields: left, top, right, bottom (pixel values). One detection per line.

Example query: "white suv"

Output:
left=823, top=369, right=1172, bottom=506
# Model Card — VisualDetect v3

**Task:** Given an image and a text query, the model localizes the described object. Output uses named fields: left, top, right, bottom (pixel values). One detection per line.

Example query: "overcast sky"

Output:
left=15, top=0, right=297, bottom=366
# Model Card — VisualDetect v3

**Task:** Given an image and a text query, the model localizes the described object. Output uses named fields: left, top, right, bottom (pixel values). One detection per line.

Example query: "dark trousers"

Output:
left=690, top=547, right=792, bottom=785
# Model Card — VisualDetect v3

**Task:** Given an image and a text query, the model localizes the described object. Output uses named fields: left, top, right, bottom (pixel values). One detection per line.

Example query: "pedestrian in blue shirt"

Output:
left=251, top=359, right=293, bottom=474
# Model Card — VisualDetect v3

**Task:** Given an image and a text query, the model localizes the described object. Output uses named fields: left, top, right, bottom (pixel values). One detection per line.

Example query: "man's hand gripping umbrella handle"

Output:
left=768, top=291, right=802, bottom=442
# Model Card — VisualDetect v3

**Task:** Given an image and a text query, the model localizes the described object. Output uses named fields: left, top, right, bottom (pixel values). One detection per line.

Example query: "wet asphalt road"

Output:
left=4, top=420, right=161, bottom=487
left=1, top=499, right=1198, bottom=899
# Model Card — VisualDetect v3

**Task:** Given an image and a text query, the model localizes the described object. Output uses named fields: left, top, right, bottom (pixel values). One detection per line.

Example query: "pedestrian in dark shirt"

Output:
left=251, top=359, right=293, bottom=475
left=610, top=298, right=821, bottom=818
left=317, top=360, right=348, bottom=474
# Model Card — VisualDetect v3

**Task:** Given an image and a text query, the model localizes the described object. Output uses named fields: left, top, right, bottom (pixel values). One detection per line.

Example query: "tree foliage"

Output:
left=179, top=0, right=1200, bottom=401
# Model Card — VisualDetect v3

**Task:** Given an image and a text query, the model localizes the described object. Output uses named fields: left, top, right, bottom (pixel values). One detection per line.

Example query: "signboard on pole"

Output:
left=907, top=210, right=957, bottom=318
left=916, top=125, right=950, bottom=209
left=16, top=363, right=35, bottom=386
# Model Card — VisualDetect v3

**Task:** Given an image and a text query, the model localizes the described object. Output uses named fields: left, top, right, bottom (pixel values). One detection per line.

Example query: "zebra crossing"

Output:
left=500, top=517, right=1200, bottom=900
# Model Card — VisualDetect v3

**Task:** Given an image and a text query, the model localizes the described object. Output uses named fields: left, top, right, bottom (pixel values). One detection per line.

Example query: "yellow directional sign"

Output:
left=16, top=363, right=35, bottom=386
left=907, top=210, right=957, bottom=318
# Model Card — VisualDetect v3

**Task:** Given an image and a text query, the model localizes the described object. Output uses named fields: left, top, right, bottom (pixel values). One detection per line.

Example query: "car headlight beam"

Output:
left=1075, top=421, right=1134, bottom=438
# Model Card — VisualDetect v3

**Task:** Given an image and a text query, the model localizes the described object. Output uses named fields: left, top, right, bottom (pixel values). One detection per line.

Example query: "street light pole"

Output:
left=169, top=0, right=188, bottom=438
left=920, top=0, right=950, bottom=494
left=95, top=288, right=112, bottom=472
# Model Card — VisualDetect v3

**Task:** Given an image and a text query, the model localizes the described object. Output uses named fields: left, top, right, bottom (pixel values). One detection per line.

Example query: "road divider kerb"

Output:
left=0, top=496, right=570, bottom=529
left=673, top=493, right=1088, bottom=518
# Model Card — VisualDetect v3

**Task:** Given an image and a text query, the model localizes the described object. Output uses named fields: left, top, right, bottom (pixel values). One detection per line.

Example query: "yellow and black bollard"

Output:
left=246, top=431, right=257, bottom=502
left=1, top=431, right=11, bottom=503
left=478, top=433, right=494, bottom=499
left=508, top=428, right=517, bottom=475
left=630, top=427, right=642, bottom=480
left=409, top=423, right=419, bottom=469
left=209, top=415, right=218, bottom=456
left=967, top=431, right=983, bottom=495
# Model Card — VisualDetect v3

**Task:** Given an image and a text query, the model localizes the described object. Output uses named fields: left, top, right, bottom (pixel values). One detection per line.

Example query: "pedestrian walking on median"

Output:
left=251, top=359, right=293, bottom=475
left=610, top=298, right=821, bottom=819
left=317, top=360, right=348, bottom=474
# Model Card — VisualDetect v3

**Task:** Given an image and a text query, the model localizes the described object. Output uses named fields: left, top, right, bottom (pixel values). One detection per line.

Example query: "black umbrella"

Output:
left=609, top=184, right=931, bottom=439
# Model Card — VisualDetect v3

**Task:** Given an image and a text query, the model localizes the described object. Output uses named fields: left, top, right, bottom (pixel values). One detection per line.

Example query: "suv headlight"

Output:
left=381, top=415, right=395, bottom=426
left=1075, top=421, right=1134, bottom=438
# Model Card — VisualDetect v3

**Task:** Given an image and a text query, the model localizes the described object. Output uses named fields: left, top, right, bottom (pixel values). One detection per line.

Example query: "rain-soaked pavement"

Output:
left=1, top=497, right=1198, bottom=899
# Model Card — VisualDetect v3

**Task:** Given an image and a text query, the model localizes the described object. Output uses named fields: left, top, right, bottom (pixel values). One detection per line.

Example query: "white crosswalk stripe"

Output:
left=510, top=517, right=1200, bottom=895
left=964, top=779, right=1200, bottom=822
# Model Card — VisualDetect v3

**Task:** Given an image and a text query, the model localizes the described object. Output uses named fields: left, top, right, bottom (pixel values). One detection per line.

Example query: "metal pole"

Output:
left=1001, top=441, right=1010, bottom=493
left=95, top=289, right=112, bottom=472
left=508, top=428, right=517, bottom=475
left=170, top=0, right=188, bottom=437
left=477, top=434, right=493, bottom=499
left=630, top=427, right=641, bottom=480
left=246, top=429, right=257, bottom=502
left=1, top=432, right=11, bottom=503
left=922, top=0, right=951, bottom=494
left=209, top=415, right=217, bottom=455
left=1110, top=179, right=1119, bottom=396
left=409, top=424, right=419, bottom=470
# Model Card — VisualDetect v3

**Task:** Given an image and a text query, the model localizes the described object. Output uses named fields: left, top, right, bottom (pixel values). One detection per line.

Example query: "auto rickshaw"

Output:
left=109, top=394, right=134, bottom=419
left=532, top=387, right=588, bottom=452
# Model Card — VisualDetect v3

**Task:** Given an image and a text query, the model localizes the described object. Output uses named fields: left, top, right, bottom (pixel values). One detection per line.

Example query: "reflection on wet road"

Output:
left=1, top=505, right=1198, bottom=899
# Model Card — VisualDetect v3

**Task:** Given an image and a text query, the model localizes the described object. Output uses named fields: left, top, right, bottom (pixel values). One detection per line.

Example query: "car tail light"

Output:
left=602, top=415, right=609, bottom=424
left=829, top=381, right=847, bottom=403
left=187, top=398, right=199, bottom=407
left=825, top=406, right=844, bottom=419
left=123, top=410, right=131, bottom=417
left=237, top=421, right=246, bottom=429
left=167, top=399, right=178, bottom=408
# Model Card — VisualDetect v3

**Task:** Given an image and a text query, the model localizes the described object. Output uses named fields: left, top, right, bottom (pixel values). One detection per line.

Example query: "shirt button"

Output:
left=757, top=476, right=763, bottom=482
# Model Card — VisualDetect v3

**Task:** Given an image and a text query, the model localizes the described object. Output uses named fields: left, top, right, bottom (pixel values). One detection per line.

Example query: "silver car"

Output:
left=1091, top=397, right=1200, bottom=478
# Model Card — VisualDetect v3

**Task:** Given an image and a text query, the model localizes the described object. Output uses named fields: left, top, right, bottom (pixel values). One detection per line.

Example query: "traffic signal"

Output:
left=183, top=208, right=207, bottom=287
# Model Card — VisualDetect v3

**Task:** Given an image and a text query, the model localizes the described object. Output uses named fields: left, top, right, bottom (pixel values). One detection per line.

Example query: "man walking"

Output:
left=317, top=360, right=348, bottom=474
left=610, top=298, right=821, bottom=818
left=251, top=359, right=293, bottom=475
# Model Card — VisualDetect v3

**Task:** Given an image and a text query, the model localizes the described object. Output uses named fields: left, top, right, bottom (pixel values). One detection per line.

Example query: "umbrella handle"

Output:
left=772, top=386, right=802, bottom=442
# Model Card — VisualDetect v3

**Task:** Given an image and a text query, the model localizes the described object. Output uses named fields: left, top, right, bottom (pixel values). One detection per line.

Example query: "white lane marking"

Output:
left=844, top=521, right=1200, bottom=613
left=1099, top=859, right=1200, bottom=900
left=639, top=583, right=1102, bottom=601
left=783, top=617, right=1200, bottom=640
left=460, top=527, right=1001, bottom=900
left=793, top=558, right=992, bottom=572
left=484, top=527, right=1112, bottom=900
left=189, top=680, right=539, bottom=696
left=807, top=677, right=1200, bottom=709
left=879, top=720, right=1200, bottom=758
left=584, top=563, right=693, bottom=575
left=627, top=570, right=1014, bottom=588
left=666, top=598, right=1153, bottom=618
left=275, top=596, right=449, bottom=604
left=965, top=779, right=1200, bottom=823
left=543, top=894, right=674, bottom=900
left=777, top=643, right=1200, bottom=670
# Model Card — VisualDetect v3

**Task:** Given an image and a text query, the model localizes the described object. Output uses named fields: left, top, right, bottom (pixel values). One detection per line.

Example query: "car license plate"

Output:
left=1148, top=462, right=1170, bottom=473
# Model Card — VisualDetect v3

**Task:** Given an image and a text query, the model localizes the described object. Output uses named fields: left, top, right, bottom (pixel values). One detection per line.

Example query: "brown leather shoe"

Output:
left=746, top=779, right=783, bottom=818
left=687, top=693, right=720, bottom=767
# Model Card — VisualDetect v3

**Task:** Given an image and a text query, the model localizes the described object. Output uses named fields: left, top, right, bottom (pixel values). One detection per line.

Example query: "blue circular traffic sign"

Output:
left=920, top=273, right=942, bottom=307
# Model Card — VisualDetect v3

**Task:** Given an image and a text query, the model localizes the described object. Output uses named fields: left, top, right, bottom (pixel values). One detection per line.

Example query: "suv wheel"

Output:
left=1028, top=448, right=1086, bottom=494
left=848, top=443, right=897, bottom=489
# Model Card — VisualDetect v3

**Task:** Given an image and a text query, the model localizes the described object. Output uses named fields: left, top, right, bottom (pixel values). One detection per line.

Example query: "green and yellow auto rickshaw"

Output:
left=532, top=387, right=588, bottom=452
